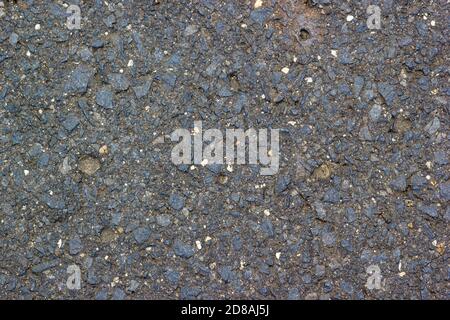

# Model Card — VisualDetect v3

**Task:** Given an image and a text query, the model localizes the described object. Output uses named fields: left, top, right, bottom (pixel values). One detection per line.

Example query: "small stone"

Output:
left=275, top=175, right=290, bottom=194
left=254, top=0, right=263, bottom=9
left=369, top=104, right=382, bottom=122
left=42, top=195, right=66, bottom=210
left=78, top=156, right=101, bottom=176
left=31, top=260, right=59, bottom=274
left=184, top=24, right=199, bottom=36
left=313, top=163, right=332, bottom=180
left=323, top=188, right=340, bottom=203
left=9, top=32, right=19, bottom=46
left=390, top=175, right=407, bottom=192
left=378, top=82, right=396, bottom=106
left=107, top=73, right=130, bottom=92
left=424, top=117, right=440, bottom=135
left=169, top=193, right=185, bottom=210
left=133, top=227, right=151, bottom=244
left=69, top=236, right=83, bottom=255
left=126, top=280, right=139, bottom=293
left=99, top=145, right=108, bottom=155
left=322, top=231, right=336, bottom=246
left=165, top=270, right=180, bottom=285
left=174, top=240, right=195, bottom=258
left=132, top=81, right=151, bottom=99
left=250, top=7, right=272, bottom=25
left=439, top=182, right=450, bottom=201
left=112, top=288, right=126, bottom=300
left=156, top=214, right=171, bottom=227
left=62, top=114, right=80, bottom=132
left=96, top=88, right=114, bottom=109
left=65, top=65, right=94, bottom=94
left=418, top=203, right=438, bottom=218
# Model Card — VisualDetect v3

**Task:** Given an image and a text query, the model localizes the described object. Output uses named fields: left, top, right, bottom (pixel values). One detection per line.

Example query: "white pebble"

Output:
left=254, top=0, right=263, bottom=9
left=35, top=24, right=41, bottom=30
left=331, top=50, right=338, bottom=57
left=281, top=67, right=289, bottom=74
left=346, top=15, right=354, bottom=22
left=127, top=59, right=134, bottom=67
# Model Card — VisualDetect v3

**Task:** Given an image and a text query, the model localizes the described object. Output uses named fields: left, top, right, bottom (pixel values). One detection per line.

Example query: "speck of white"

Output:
left=293, top=56, right=297, bottom=62
left=430, top=20, right=435, bottom=26
left=26, top=51, right=31, bottom=57
left=254, top=0, right=263, bottom=8
left=241, top=23, right=247, bottom=28
left=288, top=121, right=296, bottom=126
left=226, top=164, right=233, bottom=172
left=317, top=55, right=321, bottom=60
left=281, top=67, right=290, bottom=74
left=57, top=239, right=63, bottom=248
left=305, top=77, right=313, bottom=83
left=275, top=252, right=281, bottom=260
left=205, top=236, right=212, bottom=242
left=426, top=161, right=432, bottom=169
left=426, top=175, right=431, bottom=180
left=119, top=69, right=124, bottom=73
left=346, top=15, right=354, bottom=22
left=24, top=170, right=29, bottom=176
left=201, top=159, right=208, bottom=166
left=264, top=209, right=270, bottom=216
left=195, top=240, right=202, bottom=250
left=432, top=240, right=437, bottom=246
left=35, top=24, right=41, bottom=30
left=331, top=50, right=338, bottom=57
left=127, top=59, right=134, bottom=67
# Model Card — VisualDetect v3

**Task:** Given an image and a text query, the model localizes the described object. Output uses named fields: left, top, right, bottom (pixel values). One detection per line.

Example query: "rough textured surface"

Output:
left=0, top=0, right=448, bottom=300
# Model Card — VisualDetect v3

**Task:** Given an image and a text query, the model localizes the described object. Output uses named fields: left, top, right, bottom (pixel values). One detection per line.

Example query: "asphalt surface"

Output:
left=0, top=0, right=448, bottom=300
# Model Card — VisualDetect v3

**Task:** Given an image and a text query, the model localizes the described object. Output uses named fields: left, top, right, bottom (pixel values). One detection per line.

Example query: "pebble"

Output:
left=78, top=156, right=101, bottom=176
left=169, top=193, right=185, bottom=210
left=174, top=240, right=195, bottom=258
left=96, top=88, right=114, bottom=109
left=133, top=227, right=151, bottom=244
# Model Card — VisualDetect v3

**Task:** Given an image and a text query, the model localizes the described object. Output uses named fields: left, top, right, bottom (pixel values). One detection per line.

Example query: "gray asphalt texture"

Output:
left=0, top=0, right=449, bottom=300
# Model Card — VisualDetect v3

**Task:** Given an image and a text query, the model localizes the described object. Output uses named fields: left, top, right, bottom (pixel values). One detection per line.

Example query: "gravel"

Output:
left=0, top=0, right=448, bottom=300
